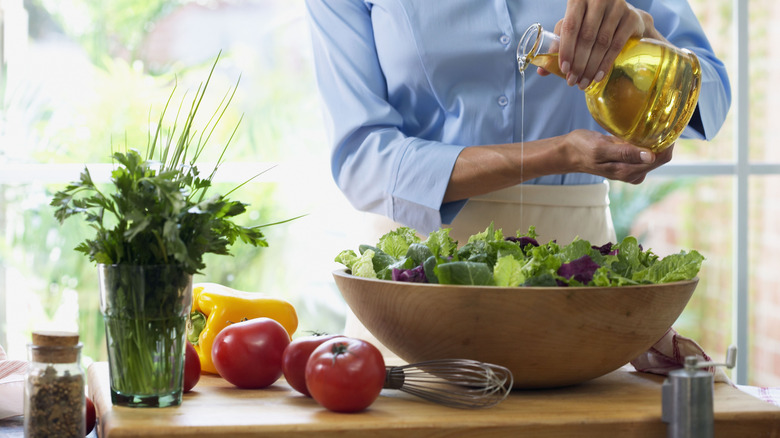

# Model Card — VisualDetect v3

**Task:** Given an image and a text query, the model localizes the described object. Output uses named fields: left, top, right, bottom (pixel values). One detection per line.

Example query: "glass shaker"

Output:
left=24, top=331, right=86, bottom=438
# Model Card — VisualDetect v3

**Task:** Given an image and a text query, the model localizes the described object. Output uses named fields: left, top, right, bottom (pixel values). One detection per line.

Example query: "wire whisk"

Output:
left=383, top=359, right=514, bottom=409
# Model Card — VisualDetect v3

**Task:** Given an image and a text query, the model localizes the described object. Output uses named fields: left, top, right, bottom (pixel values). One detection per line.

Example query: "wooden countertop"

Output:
left=88, top=362, right=780, bottom=438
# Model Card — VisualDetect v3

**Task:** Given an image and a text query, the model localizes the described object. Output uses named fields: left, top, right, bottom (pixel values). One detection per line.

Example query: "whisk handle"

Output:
left=384, top=366, right=406, bottom=390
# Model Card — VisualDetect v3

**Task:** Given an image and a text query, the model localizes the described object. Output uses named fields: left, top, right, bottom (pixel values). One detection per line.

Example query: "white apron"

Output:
left=446, top=181, right=616, bottom=245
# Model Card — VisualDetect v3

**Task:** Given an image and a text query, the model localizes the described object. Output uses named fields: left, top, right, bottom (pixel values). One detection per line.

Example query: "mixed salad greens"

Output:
left=335, top=224, right=704, bottom=287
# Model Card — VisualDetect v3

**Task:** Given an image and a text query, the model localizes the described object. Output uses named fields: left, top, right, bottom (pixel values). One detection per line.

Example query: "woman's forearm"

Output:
left=443, top=137, right=570, bottom=203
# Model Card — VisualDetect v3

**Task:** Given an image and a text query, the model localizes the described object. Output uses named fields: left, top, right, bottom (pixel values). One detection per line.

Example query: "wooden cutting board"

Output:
left=87, top=362, right=780, bottom=438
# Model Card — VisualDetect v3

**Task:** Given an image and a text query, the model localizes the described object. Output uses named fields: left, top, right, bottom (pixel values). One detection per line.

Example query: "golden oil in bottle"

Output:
left=518, top=24, right=701, bottom=152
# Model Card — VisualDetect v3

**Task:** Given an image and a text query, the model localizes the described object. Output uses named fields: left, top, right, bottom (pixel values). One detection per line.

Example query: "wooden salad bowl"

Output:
left=332, top=269, right=698, bottom=389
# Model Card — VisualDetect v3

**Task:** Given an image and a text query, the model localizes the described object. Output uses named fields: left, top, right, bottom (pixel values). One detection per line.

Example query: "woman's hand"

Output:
left=563, top=129, right=673, bottom=184
left=555, top=0, right=662, bottom=90
left=443, top=130, right=672, bottom=203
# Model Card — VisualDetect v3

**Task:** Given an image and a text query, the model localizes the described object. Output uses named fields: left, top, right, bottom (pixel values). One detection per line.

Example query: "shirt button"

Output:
left=498, top=95, right=509, bottom=106
left=499, top=34, right=511, bottom=45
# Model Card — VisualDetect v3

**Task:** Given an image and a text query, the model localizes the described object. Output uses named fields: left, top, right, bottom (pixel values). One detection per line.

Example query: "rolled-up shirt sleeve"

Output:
left=305, top=0, right=465, bottom=233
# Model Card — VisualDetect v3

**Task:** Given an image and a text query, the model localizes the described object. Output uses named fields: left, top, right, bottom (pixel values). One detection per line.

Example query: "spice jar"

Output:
left=24, top=331, right=86, bottom=438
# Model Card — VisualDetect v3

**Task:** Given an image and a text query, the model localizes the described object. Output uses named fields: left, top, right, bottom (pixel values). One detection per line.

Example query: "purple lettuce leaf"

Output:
left=592, top=242, right=617, bottom=256
left=506, top=236, right=540, bottom=248
left=557, top=255, right=601, bottom=285
left=392, top=264, right=428, bottom=283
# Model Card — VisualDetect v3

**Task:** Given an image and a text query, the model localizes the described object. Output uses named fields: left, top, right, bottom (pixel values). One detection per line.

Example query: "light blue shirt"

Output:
left=305, top=0, right=731, bottom=233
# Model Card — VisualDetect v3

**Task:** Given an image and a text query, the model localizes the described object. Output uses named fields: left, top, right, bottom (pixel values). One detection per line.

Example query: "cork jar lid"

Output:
left=30, top=331, right=82, bottom=363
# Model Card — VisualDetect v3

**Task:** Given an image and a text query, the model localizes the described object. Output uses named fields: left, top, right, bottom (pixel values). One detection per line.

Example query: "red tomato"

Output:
left=212, top=317, right=291, bottom=389
left=305, top=337, right=386, bottom=412
left=85, top=395, right=96, bottom=434
left=281, top=334, right=342, bottom=396
left=183, top=340, right=201, bottom=393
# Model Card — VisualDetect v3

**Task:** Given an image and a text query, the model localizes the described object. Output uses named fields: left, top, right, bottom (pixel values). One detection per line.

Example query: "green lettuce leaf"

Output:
left=407, top=243, right=434, bottom=266
left=360, top=244, right=398, bottom=280
left=522, top=273, right=558, bottom=287
left=515, top=225, right=538, bottom=239
left=520, top=243, right=564, bottom=280
left=423, top=255, right=441, bottom=284
left=633, top=250, right=704, bottom=283
left=351, top=249, right=378, bottom=279
left=467, top=222, right=504, bottom=244
left=435, top=261, right=493, bottom=285
left=494, top=255, right=525, bottom=287
left=377, top=227, right=421, bottom=259
left=334, top=249, right=359, bottom=271
left=423, top=228, right=458, bottom=258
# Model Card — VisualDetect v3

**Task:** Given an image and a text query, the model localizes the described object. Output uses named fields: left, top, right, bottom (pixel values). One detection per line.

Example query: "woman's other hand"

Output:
left=563, top=129, right=673, bottom=184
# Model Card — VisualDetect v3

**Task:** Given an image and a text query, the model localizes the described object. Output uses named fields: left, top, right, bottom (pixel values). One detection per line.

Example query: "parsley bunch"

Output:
left=51, top=58, right=272, bottom=274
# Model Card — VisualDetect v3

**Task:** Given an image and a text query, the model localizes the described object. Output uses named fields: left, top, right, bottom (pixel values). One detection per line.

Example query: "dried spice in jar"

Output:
left=24, top=331, right=86, bottom=438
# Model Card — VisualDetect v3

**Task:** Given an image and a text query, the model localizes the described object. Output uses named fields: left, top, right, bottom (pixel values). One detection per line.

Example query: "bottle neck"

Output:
left=517, top=23, right=542, bottom=72
left=517, top=23, right=558, bottom=73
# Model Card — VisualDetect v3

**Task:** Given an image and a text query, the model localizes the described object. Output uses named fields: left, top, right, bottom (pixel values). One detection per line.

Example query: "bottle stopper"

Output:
left=30, top=331, right=81, bottom=363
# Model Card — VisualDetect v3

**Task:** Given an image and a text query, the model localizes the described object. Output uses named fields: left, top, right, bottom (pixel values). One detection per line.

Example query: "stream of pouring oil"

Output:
left=519, top=70, right=525, bottom=222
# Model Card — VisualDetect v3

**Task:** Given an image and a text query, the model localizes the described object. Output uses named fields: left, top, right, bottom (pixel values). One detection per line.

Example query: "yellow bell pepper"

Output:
left=187, top=282, right=298, bottom=374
